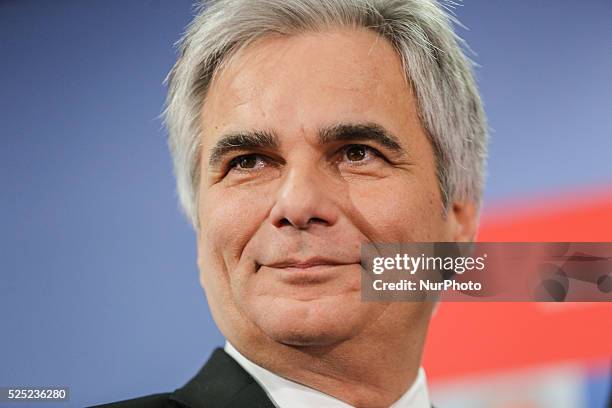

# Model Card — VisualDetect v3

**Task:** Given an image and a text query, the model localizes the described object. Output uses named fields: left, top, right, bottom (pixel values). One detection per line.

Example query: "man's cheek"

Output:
left=201, top=192, right=243, bottom=235
left=349, top=189, right=423, bottom=239
left=202, top=194, right=264, bottom=262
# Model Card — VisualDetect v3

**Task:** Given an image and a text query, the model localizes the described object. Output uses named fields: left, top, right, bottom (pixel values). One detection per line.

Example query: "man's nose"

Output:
left=269, top=165, right=339, bottom=230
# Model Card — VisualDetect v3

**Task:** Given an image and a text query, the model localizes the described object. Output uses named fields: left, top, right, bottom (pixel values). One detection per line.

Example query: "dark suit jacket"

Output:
left=92, top=348, right=435, bottom=408
left=91, top=348, right=275, bottom=408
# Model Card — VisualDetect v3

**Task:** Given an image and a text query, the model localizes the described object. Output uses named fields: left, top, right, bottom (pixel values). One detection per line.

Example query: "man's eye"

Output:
left=342, top=144, right=380, bottom=163
left=228, top=154, right=266, bottom=171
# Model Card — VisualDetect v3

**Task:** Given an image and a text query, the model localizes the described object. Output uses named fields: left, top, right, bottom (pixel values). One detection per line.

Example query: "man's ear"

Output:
left=447, top=200, right=480, bottom=242
left=195, top=236, right=207, bottom=291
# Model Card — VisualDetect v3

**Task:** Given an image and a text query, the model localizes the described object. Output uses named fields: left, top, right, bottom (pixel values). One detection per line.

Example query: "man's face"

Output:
left=196, top=28, right=471, bottom=347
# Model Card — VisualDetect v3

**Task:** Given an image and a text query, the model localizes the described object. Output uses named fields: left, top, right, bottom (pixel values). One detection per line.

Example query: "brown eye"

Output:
left=345, top=145, right=367, bottom=162
left=229, top=154, right=264, bottom=170
left=238, top=155, right=257, bottom=168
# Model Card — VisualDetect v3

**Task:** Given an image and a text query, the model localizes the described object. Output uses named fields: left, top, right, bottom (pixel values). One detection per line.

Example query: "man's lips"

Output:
left=258, top=258, right=360, bottom=284
left=264, top=258, right=352, bottom=269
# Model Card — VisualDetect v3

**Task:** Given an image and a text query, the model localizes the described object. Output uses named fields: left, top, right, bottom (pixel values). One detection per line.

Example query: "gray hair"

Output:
left=165, top=0, right=488, bottom=229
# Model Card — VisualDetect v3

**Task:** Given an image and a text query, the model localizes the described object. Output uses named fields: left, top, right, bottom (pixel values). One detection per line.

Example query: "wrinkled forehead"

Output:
left=199, top=28, right=417, bottom=143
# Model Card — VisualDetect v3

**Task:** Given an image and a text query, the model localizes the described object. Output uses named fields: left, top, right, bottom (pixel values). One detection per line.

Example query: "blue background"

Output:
left=1, top=1, right=611, bottom=406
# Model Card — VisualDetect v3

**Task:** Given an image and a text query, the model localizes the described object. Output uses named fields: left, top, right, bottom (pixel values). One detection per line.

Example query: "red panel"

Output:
left=477, top=188, right=612, bottom=241
left=423, top=188, right=612, bottom=381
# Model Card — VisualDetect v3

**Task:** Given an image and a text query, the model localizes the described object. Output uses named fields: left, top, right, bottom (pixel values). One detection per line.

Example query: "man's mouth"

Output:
left=259, top=257, right=360, bottom=284
left=266, top=257, right=350, bottom=269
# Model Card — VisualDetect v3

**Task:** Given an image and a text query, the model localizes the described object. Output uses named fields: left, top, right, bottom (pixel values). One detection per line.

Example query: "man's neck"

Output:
left=226, top=317, right=429, bottom=407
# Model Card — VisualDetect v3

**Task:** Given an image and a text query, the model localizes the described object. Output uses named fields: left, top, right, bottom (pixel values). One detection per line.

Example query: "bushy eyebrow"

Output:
left=207, top=122, right=406, bottom=167
left=318, top=123, right=404, bottom=153
left=208, top=130, right=278, bottom=167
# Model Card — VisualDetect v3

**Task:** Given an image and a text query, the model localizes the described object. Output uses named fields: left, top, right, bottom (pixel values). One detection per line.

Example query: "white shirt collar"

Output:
left=224, top=342, right=430, bottom=408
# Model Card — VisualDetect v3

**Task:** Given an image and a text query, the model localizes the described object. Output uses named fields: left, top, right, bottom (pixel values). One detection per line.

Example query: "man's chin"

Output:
left=244, top=294, right=369, bottom=347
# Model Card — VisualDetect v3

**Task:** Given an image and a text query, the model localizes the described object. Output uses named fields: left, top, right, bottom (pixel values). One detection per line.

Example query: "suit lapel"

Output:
left=169, top=348, right=276, bottom=408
